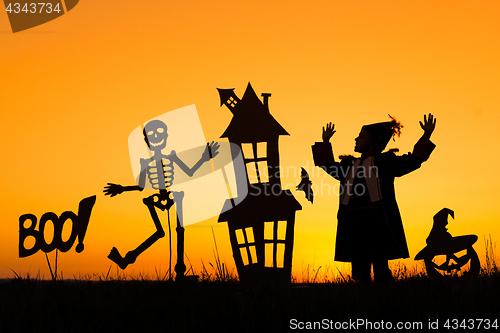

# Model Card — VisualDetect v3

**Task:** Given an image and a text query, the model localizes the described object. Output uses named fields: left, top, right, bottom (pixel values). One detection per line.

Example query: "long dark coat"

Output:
left=313, top=138, right=435, bottom=262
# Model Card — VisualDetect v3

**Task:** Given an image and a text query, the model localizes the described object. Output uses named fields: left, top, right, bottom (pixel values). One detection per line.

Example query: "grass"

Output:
left=198, top=226, right=238, bottom=282
left=2, top=238, right=498, bottom=332
left=1, top=268, right=499, bottom=332
left=482, top=234, right=498, bottom=276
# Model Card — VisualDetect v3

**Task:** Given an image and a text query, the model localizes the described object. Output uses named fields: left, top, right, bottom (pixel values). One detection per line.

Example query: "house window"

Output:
left=235, top=227, right=257, bottom=266
left=256, top=142, right=267, bottom=158
left=264, top=221, right=287, bottom=268
left=227, top=96, right=238, bottom=108
left=241, top=142, right=269, bottom=184
left=241, top=143, right=254, bottom=159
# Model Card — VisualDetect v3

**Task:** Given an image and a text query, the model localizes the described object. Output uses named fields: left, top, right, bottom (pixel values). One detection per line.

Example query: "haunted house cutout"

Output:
left=218, top=83, right=302, bottom=285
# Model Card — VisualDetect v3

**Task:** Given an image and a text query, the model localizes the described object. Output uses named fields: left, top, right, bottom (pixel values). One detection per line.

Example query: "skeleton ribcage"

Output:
left=146, top=158, right=174, bottom=190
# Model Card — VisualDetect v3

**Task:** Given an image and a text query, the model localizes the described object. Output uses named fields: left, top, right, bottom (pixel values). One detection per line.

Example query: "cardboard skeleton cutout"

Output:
left=415, top=208, right=480, bottom=284
left=104, top=119, right=219, bottom=278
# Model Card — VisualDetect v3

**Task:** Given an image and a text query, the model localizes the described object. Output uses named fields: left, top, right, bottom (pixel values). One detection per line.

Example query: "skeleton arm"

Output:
left=103, top=160, right=148, bottom=197
left=104, top=183, right=143, bottom=197
left=170, top=142, right=220, bottom=177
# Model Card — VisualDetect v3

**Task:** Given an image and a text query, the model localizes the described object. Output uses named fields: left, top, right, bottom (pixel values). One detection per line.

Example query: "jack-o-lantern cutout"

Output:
left=415, top=208, right=480, bottom=285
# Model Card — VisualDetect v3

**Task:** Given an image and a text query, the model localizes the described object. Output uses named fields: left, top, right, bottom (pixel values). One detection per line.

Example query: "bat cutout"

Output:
left=296, top=167, right=313, bottom=203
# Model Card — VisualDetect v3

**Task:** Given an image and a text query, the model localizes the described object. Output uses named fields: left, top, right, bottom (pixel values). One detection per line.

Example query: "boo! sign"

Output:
left=19, top=195, right=96, bottom=257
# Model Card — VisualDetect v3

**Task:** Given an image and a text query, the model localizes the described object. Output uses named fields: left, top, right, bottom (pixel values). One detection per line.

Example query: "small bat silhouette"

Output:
left=296, top=167, right=313, bottom=203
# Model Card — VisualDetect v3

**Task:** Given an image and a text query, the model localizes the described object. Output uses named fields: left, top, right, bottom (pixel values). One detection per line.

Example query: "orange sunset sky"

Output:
left=1, top=0, right=499, bottom=280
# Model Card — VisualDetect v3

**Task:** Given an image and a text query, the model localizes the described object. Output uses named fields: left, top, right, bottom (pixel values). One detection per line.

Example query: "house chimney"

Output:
left=262, top=93, right=271, bottom=110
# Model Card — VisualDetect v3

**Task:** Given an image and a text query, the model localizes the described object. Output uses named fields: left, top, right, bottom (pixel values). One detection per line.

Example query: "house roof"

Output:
left=218, top=189, right=302, bottom=223
left=216, top=88, right=236, bottom=107
left=220, top=83, right=289, bottom=142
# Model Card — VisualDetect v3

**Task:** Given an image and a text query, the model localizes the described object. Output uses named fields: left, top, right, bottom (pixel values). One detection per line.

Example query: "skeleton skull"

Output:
left=144, top=120, right=168, bottom=152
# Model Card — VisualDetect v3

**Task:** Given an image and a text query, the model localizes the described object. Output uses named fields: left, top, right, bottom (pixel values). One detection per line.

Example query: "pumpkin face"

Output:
left=423, top=246, right=480, bottom=284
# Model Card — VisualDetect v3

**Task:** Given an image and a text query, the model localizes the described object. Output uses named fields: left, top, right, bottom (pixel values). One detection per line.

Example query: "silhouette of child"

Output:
left=312, top=114, right=436, bottom=282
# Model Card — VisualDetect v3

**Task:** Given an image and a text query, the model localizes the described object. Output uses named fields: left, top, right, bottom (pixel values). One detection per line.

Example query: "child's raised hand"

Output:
left=419, top=113, right=436, bottom=137
left=322, top=122, right=336, bottom=142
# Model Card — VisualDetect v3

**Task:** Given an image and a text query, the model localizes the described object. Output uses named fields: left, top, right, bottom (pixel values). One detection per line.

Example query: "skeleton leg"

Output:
left=172, top=191, right=187, bottom=279
left=108, top=194, right=168, bottom=269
